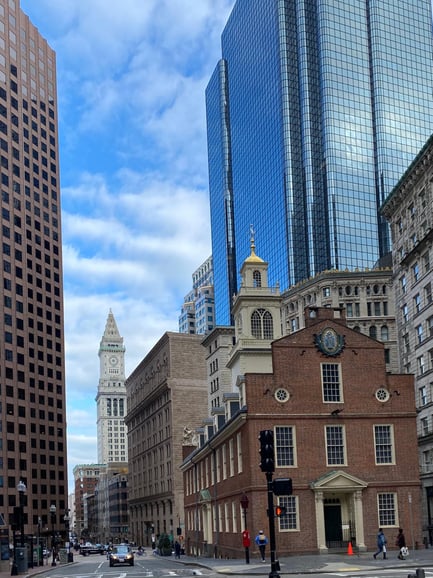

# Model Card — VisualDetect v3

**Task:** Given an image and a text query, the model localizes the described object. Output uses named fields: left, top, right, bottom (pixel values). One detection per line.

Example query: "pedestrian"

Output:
left=373, top=528, right=387, bottom=559
left=174, top=541, right=181, bottom=559
left=396, top=528, right=407, bottom=559
left=255, top=530, right=268, bottom=562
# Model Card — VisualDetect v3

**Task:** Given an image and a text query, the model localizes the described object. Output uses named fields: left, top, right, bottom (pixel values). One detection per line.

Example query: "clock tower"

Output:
left=96, top=310, right=128, bottom=464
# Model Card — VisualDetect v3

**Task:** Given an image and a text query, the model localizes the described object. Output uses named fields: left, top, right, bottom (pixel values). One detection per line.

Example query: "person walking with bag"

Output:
left=373, top=528, right=387, bottom=559
left=255, top=530, right=268, bottom=562
left=396, top=528, right=407, bottom=559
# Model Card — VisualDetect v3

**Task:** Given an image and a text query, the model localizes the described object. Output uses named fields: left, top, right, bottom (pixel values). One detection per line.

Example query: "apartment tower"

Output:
left=207, top=0, right=433, bottom=324
left=0, top=0, right=67, bottom=535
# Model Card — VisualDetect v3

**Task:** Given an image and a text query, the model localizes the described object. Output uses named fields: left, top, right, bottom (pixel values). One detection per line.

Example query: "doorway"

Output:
left=324, top=499, right=342, bottom=548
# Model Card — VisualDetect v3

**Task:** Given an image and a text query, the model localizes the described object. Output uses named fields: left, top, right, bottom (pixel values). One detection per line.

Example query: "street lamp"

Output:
left=63, top=509, right=73, bottom=562
left=240, top=493, right=250, bottom=564
left=50, top=504, right=57, bottom=567
left=10, top=481, right=26, bottom=576
left=17, top=481, right=26, bottom=548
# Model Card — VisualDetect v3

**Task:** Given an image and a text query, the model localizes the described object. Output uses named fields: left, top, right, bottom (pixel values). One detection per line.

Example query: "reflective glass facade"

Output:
left=207, top=0, right=433, bottom=325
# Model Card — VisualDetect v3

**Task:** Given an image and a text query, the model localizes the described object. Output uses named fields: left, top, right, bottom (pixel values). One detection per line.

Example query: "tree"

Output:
left=157, top=533, right=172, bottom=556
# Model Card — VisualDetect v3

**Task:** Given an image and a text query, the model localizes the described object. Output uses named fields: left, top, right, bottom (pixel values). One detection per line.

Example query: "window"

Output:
left=413, top=263, right=419, bottom=282
left=402, top=304, right=408, bottom=323
left=369, top=326, right=377, bottom=339
left=374, top=425, right=394, bottom=464
left=420, top=386, right=427, bottom=406
left=275, top=426, right=295, bottom=467
left=417, top=324, right=424, bottom=344
left=251, top=309, right=273, bottom=340
left=428, top=316, right=433, bottom=338
left=425, top=283, right=432, bottom=305
left=253, top=270, right=261, bottom=287
left=322, top=287, right=330, bottom=297
left=325, top=425, right=345, bottom=465
left=321, top=364, right=342, bottom=402
left=278, top=496, right=298, bottom=531
left=418, top=355, right=425, bottom=375
left=378, top=493, right=397, bottom=526
left=421, top=416, right=429, bottom=435
left=381, top=326, right=389, bottom=341
left=414, top=294, right=421, bottom=314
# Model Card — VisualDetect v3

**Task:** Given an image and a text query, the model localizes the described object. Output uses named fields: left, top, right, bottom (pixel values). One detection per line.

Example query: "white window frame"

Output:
left=275, top=425, right=297, bottom=467
left=321, top=363, right=343, bottom=403
left=278, top=496, right=299, bottom=531
left=374, top=424, right=395, bottom=465
left=377, top=492, right=398, bottom=527
left=325, top=425, right=346, bottom=466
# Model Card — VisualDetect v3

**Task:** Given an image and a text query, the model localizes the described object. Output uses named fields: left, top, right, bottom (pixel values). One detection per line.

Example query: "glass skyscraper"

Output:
left=207, top=0, right=433, bottom=325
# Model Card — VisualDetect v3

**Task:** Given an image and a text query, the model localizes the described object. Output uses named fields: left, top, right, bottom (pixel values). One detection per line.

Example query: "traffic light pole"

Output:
left=266, top=472, right=280, bottom=578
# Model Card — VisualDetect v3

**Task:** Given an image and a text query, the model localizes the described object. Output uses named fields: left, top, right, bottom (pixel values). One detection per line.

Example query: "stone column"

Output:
left=314, top=491, right=328, bottom=553
left=353, top=490, right=366, bottom=551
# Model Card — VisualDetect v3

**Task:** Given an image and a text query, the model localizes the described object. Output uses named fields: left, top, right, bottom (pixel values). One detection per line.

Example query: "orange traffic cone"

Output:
left=347, top=542, right=353, bottom=556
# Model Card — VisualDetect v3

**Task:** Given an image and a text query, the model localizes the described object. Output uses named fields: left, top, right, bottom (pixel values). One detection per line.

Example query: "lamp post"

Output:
left=17, top=481, right=26, bottom=548
left=10, top=481, right=26, bottom=576
left=50, top=504, right=56, bottom=567
left=240, top=493, right=250, bottom=564
left=64, top=510, right=73, bottom=562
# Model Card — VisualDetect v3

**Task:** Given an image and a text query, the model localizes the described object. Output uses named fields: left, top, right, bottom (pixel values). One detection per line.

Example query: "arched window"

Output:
left=369, top=326, right=377, bottom=339
left=251, top=308, right=274, bottom=339
left=253, top=270, right=262, bottom=287
left=381, top=325, right=389, bottom=341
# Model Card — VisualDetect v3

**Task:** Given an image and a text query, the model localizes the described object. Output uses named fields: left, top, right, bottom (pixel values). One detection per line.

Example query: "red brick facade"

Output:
left=182, top=307, right=421, bottom=558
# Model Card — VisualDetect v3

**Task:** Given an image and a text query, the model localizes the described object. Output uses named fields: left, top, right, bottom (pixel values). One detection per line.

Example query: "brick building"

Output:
left=182, top=306, right=421, bottom=557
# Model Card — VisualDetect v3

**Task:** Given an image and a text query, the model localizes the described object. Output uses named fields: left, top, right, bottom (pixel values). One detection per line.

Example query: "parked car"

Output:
left=80, top=543, right=105, bottom=556
left=109, top=544, right=134, bottom=567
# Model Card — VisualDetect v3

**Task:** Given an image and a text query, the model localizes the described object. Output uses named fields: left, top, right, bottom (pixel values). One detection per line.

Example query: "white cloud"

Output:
left=19, top=0, right=236, bottom=491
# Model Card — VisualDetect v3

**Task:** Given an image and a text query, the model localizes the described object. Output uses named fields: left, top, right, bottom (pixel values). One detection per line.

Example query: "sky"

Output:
left=19, top=0, right=236, bottom=492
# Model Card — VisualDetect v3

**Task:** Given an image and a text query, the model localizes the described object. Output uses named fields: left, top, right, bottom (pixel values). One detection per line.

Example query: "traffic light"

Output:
left=259, top=429, right=275, bottom=473
left=275, top=505, right=287, bottom=517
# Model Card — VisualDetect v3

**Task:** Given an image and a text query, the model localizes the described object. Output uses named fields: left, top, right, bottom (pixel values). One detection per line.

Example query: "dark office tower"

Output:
left=207, top=0, right=433, bottom=325
left=0, top=0, right=67, bottom=540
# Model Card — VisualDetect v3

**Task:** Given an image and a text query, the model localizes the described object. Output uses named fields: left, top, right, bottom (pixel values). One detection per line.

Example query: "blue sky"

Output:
left=19, top=0, right=236, bottom=491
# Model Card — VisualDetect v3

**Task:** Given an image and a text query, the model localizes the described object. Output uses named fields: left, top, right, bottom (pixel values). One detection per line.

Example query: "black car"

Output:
left=109, top=544, right=134, bottom=567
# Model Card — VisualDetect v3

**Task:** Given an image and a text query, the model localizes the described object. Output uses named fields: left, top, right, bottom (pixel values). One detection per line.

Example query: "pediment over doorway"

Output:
left=310, top=470, right=368, bottom=492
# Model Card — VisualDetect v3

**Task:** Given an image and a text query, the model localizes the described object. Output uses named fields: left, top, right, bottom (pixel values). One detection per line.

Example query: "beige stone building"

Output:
left=381, top=134, right=433, bottom=545
left=125, top=332, right=208, bottom=547
left=281, top=267, right=398, bottom=373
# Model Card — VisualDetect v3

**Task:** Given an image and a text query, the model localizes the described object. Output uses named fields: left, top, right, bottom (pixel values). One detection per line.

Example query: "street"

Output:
left=25, top=552, right=215, bottom=578
left=16, top=552, right=433, bottom=578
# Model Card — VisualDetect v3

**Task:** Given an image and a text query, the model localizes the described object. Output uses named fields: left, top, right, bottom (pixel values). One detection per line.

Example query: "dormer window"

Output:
left=253, top=270, right=262, bottom=287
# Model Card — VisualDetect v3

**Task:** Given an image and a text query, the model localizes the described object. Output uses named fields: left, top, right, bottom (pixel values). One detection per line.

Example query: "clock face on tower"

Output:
left=109, top=356, right=118, bottom=366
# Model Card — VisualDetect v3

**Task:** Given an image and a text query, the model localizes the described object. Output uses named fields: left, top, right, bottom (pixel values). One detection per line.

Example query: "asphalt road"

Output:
left=25, top=552, right=215, bottom=578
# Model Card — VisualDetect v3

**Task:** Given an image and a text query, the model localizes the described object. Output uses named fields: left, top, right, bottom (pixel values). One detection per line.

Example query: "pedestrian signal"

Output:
left=272, top=478, right=292, bottom=496
left=275, top=505, right=287, bottom=517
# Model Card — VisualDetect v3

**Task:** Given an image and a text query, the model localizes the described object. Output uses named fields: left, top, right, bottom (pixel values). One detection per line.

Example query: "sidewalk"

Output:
left=180, top=548, right=433, bottom=575
left=1, top=548, right=433, bottom=577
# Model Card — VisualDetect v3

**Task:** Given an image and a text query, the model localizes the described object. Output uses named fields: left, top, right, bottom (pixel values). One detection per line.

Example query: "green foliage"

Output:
left=157, top=533, right=172, bottom=555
